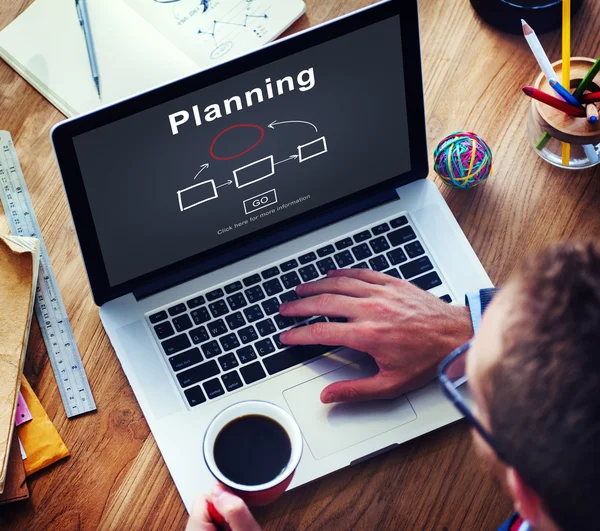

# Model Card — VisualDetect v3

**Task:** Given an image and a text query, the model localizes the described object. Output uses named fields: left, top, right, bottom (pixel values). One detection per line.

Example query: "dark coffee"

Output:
left=213, top=414, right=291, bottom=486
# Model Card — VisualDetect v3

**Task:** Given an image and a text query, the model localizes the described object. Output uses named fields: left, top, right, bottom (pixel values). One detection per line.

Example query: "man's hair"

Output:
left=487, top=241, right=600, bottom=531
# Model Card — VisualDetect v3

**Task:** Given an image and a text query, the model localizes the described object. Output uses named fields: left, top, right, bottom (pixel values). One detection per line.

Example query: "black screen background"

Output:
left=73, top=16, right=410, bottom=286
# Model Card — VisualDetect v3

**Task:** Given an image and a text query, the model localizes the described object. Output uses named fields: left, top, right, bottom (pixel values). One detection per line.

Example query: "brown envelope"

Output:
left=0, top=235, right=39, bottom=493
left=0, top=432, right=28, bottom=505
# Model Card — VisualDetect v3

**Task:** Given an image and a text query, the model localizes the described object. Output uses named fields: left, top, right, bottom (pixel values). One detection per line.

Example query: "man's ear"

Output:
left=505, top=467, right=542, bottom=526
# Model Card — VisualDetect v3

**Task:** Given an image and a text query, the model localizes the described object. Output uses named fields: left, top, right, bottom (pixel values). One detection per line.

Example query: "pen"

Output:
left=207, top=501, right=232, bottom=531
left=75, top=0, right=101, bottom=98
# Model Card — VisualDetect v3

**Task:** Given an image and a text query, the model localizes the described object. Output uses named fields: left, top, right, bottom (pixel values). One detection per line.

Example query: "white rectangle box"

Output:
left=298, top=136, right=328, bottom=162
left=177, top=179, right=217, bottom=211
left=233, top=155, right=275, bottom=188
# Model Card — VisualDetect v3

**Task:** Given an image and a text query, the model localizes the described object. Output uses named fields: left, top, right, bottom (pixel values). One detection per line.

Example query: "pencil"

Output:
left=521, top=20, right=557, bottom=83
left=583, top=144, right=599, bottom=164
left=581, top=91, right=600, bottom=104
left=561, top=0, right=571, bottom=165
left=549, top=79, right=582, bottom=108
left=586, top=104, right=599, bottom=123
left=573, top=57, right=600, bottom=100
left=522, top=19, right=558, bottom=151
left=522, top=86, right=586, bottom=116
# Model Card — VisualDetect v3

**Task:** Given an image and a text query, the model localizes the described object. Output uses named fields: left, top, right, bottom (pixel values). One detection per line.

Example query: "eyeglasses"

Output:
left=437, top=341, right=509, bottom=464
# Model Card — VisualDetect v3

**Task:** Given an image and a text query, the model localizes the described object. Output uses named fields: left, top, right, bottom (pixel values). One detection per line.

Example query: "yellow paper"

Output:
left=17, top=377, right=70, bottom=476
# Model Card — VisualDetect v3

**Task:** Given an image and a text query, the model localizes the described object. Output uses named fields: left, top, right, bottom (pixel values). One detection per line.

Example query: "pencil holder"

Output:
left=527, top=57, right=600, bottom=169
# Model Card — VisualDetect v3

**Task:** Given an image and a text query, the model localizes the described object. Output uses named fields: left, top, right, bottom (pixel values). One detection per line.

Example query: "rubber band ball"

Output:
left=433, top=132, right=493, bottom=189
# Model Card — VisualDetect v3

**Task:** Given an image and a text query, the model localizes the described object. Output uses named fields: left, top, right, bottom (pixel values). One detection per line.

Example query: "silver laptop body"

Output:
left=52, top=0, right=491, bottom=511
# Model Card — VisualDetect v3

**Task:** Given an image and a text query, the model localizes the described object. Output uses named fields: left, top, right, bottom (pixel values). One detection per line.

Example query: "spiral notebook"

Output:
left=0, top=0, right=305, bottom=117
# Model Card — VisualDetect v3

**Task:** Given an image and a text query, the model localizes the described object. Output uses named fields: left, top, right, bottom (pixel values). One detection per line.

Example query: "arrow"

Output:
left=216, top=180, right=233, bottom=188
left=268, top=120, right=318, bottom=133
left=193, top=163, right=210, bottom=179
left=274, top=154, right=299, bottom=166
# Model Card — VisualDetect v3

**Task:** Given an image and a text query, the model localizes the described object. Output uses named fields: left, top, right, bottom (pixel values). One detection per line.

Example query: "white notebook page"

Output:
left=0, top=0, right=198, bottom=116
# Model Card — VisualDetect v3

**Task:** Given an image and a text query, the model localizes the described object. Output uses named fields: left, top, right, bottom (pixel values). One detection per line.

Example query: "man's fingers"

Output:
left=280, top=321, right=362, bottom=349
left=327, top=268, right=392, bottom=285
left=210, top=485, right=262, bottom=531
left=280, top=293, right=361, bottom=319
left=320, top=373, right=401, bottom=404
left=295, top=276, right=382, bottom=298
left=186, top=494, right=216, bottom=531
left=321, top=371, right=437, bottom=404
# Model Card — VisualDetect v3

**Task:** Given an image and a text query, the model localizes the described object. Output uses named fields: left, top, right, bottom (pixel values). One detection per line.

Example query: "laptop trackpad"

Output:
left=283, top=356, right=417, bottom=460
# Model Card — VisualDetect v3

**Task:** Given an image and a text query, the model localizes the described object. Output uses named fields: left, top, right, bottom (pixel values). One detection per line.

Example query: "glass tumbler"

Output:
left=527, top=57, right=600, bottom=170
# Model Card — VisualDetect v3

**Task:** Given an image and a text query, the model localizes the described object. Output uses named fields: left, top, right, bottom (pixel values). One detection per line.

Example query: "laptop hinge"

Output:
left=132, top=266, right=204, bottom=302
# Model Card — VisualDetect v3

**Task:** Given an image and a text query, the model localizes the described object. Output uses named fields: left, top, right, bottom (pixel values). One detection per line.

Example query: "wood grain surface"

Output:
left=1, top=0, right=599, bottom=529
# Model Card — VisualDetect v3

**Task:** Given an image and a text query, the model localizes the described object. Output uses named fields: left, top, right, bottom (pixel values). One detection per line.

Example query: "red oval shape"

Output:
left=209, top=124, right=265, bottom=161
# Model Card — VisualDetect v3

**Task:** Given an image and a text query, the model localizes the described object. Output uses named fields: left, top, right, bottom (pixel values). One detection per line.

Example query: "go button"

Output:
left=243, top=189, right=278, bottom=215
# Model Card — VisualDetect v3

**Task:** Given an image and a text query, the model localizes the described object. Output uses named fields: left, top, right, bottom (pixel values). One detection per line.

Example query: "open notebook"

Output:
left=0, top=0, right=305, bottom=117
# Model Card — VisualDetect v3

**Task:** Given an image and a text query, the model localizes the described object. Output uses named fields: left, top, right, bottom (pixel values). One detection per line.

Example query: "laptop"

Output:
left=51, top=0, right=492, bottom=511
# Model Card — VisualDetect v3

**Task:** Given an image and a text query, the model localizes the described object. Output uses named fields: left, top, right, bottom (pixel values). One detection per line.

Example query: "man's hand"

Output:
left=186, top=484, right=262, bottom=531
left=279, top=269, right=472, bottom=404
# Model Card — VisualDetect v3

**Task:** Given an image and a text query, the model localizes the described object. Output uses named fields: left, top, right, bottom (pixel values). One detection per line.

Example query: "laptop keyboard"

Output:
left=147, top=213, right=453, bottom=409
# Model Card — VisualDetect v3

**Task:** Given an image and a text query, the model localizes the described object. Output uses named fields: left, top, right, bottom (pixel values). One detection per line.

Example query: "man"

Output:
left=187, top=241, right=600, bottom=531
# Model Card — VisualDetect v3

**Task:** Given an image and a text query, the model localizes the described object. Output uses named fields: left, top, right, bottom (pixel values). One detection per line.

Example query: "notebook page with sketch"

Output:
left=124, top=0, right=306, bottom=67
left=0, top=0, right=305, bottom=117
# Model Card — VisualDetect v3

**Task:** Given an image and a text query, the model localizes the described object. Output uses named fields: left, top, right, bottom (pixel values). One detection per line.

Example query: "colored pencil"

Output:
left=521, top=20, right=557, bottom=84
left=583, top=144, right=599, bottom=164
left=581, top=92, right=600, bottom=104
left=522, top=86, right=586, bottom=116
left=549, top=79, right=581, bottom=108
left=536, top=134, right=551, bottom=151
left=522, top=19, right=557, bottom=151
left=573, top=57, right=600, bottom=100
left=561, top=0, right=571, bottom=165
left=586, top=104, right=599, bottom=123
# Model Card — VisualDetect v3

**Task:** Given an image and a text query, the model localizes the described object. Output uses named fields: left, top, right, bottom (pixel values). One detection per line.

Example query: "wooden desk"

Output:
left=1, top=0, right=599, bottom=528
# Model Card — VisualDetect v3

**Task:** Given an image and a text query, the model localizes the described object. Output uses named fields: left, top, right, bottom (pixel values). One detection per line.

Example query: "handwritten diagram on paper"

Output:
left=124, top=0, right=299, bottom=68
left=176, top=119, right=328, bottom=213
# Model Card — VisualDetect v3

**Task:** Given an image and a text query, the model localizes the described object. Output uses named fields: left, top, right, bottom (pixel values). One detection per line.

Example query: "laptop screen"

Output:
left=71, top=14, right=410, bottom=288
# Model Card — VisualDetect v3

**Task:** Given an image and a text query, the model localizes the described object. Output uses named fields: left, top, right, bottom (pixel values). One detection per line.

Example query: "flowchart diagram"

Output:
left=177, top=119, right=327, bottom=213
left=129, top=0, right=278, bottom=65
